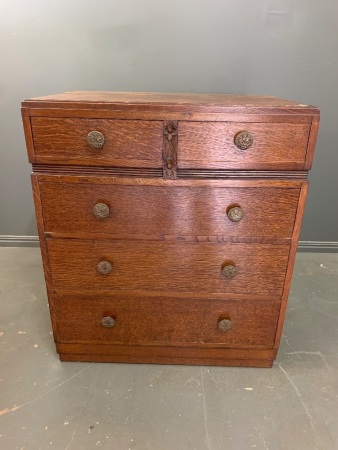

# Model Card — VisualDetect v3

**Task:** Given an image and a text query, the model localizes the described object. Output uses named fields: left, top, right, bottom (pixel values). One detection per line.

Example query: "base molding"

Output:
left=57, top=342, right=276, bottom=367
left=0, top=236, right=337, bottom=252
left=297, top=241, right=338, bottom=252
left=0, top=235, right=40, bottom=247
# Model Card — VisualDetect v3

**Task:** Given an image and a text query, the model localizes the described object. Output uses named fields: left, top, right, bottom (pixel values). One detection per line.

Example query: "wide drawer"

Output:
left=47, top=240, right=290, bottom=296
left=55, top=294, right=280, bottom=348
left=178, top=121, right=311, bottom=170
left=40, top=182, right=299, bottom=239
left=30, top=118, right=163, bottom=167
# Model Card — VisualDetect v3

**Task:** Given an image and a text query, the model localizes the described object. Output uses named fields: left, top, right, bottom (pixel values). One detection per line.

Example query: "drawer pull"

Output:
left=222, top=264, right=237, bottom=279
left=234, top=131, right=253, bottom=150
left=101, top=316, right=116, bottom=328
left=97, top=260, right=112, bottom=275
left=227, top=206, right=243, bottom=222
left=93, top=202, right=110, bottom=219
left=87, top=130, right=105, bottom=149
left=218, top=319, right=233, bottom=332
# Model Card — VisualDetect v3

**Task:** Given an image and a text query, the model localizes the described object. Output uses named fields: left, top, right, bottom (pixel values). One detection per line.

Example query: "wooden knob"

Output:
left=101, top=316, right=116, bottom=328
left=222, top=264, right=237, bottom=279
left=87, top=131, right=105, bottom=149
left=218, top=319, right=233, bottom=332
left=93, top=202, right=110, bottom=219
left=234, top=131, right=253, bottom=150
left=227, top=206, right=243, bottom=222
left=97, top=261, right=112, bottom=275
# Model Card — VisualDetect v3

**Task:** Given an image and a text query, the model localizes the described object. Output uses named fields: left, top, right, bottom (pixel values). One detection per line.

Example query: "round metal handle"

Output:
left=218, top=319, right=233, bottom=332
left=87, top=131, right=105, bottom=149
left=222, top=264, right=237, bottom=279
left=101, top=316, right=116, bottom=328
left=93, top=202, right=110, bottom=219
left=234, top=131, right=253, bottom=150
left=97, top=261, right=112, bottom=275
left=227, top=206, right=243, bottom=222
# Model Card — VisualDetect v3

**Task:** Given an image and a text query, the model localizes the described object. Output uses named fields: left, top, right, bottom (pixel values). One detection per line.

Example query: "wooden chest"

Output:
left=21, top=92, right=319, bottom=367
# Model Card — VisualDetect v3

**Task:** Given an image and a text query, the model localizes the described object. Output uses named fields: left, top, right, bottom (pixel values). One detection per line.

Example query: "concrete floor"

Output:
left=0, top=249, right=338, bottom=450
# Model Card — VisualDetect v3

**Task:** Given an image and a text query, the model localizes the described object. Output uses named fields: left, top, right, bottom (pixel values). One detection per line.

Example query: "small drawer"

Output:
left=30, top=117, right=163, bottom=167
left=47, top=239, right=290, bottom=296
left=178, top=121, right=311, bottom=170
left=39, top=181, right=300, bottom=239
left=55, top=294, right=280, bottom=348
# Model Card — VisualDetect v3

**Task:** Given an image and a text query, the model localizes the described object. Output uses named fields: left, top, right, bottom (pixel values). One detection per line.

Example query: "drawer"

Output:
left=178, top=121, right=311, bottom=170
left=55, top=294, right=280, bottom=348
left=40, top=182, right=299, bottom=239
left=31, top=118, right=163, bottom=167
left=47, top=240, right=290, bottom=296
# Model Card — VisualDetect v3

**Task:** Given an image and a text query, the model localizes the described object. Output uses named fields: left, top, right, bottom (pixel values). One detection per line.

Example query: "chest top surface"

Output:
left=22, top=91, right=318, bottom=114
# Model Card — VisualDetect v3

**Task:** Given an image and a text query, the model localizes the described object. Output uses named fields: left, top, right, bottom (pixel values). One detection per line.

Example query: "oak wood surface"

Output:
left=56, top=342, right=276, bottom=366
left=59, top=353, right=274, bottom=367
left=39, top=182, right=300, bottom=239
left=31, top=117, right=163, bottom=167
left=178, top=121, right=310, bottom=170
left=22, top=91, right=319, bottom=367
left=55, top=295, right=280, bottom=348
left=27, top=108, right=315, bottom=123
left=22, top=92, right=319, bottom=118
left=47, top=239, right=290, bottom=296
left=34, top=174, right=303, bottom=188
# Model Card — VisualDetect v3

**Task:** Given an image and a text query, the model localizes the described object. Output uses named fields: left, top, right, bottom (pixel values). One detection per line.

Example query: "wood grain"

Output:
left=39, top=182, right=300, bottom=239
left=47, top=240, right=290, bottom=296
left=178, top=121, right=310, bottom=170
left=55, top=294, right=280, bottom=348
left=27, top=108, right=315, bottom=122
left=31, top=117, right=163, bottom=167
left=57, top=343, right=276, bottom=367
left=34, top=174, right=303, bottom=189
left=22, top=91, right=320, bottom=367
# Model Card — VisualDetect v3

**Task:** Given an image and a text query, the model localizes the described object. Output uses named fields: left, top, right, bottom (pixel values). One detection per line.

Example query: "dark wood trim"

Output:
left=57, top=342, right=276, bottom=367
left=44, top=232, right=292, bottom=245
left=178, top=169, right=308, bottom=180
left=32, top=164, right=308, bottom=180
left=31, top=173, right=304, bottom=188
left=25, top=107, right=315, bottom=122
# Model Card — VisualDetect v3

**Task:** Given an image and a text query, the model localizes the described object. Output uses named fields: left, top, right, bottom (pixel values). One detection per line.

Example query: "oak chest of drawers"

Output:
left=22, top=92, right=319, bottom=367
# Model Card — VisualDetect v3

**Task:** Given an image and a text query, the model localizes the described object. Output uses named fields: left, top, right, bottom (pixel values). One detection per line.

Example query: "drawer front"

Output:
left=40, top=182, right=299, bottom=239
left=178, top=122, right=310, bottom=169
left=31, top=118, right=163, bottom=167
left=47, top=240, right=290, bottom=296
left=55, top=294, right=280, bottom=348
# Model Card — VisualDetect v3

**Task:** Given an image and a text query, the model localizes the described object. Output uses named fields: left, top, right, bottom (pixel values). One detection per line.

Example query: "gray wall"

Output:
left=1, top=0, right=337, bottom=244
